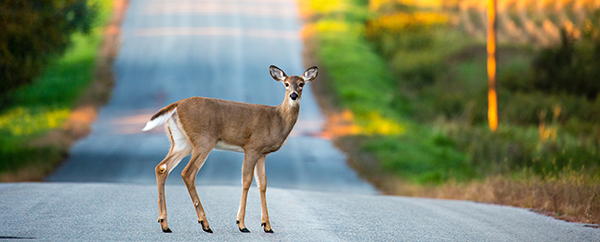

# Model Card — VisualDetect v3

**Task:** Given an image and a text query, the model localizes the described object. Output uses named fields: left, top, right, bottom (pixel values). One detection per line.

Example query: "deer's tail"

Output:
left=142, top=102, right=178, bottom=131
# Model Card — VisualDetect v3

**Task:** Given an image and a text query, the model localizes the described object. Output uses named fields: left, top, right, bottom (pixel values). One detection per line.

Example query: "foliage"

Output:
left=531, top=11, right=600, bottom=99
left=0, top=0, right=97, bottom=103
left=362, top=1, right=600, bottom=180
left=445, top=124, right=600, bottom=176
left=305, top=0, right=600, bottom=225
left=306, top=0, right=600, bottom=182
left=304, top=0, right=473, bottom=184
left=305, top=0, right=410, bottom=121
left=0, top=0, right=112, bottom=177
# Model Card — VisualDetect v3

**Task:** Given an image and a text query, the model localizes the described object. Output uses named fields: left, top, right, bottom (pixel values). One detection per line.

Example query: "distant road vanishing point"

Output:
left=46, top=0, right=377, bottom=194
left=0, top=0, right=598, bottom=241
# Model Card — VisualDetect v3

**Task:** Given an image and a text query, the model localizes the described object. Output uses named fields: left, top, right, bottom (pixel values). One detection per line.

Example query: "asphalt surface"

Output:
left=45, top=0, right=376, bottom=195
left=3, top=0, right=598, bottom=241
left=2, top=183, right=599, bottom=241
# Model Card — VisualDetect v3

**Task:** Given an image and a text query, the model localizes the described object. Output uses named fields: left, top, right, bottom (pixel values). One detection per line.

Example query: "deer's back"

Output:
left=176, top=97, right=287, bottom=152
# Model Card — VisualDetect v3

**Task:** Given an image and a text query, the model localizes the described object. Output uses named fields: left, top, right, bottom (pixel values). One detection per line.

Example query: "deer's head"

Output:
left=269, top=65, right=318, bottom=107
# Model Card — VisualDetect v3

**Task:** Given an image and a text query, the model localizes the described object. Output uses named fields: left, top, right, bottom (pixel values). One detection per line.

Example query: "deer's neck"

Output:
left=277, top=97, right=300, bottom=133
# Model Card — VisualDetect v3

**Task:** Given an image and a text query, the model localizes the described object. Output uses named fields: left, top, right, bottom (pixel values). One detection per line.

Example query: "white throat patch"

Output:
left=289, top=98, right=300, bottom=107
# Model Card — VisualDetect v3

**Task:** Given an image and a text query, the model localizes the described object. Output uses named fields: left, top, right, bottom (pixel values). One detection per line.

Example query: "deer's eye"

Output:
left=299, top=83, right=304, bottom=87
left=285, top=83, right=289, bottom=87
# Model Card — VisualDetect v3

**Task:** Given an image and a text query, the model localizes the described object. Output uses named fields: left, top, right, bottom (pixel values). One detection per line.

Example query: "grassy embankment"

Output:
left=0, top=0, right=114, bottom=181
left=300, top=0, right=599, bottom=224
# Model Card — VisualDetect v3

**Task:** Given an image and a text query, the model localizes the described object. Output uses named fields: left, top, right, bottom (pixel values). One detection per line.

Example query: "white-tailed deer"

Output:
left=142, top=65, right=318, bottom=233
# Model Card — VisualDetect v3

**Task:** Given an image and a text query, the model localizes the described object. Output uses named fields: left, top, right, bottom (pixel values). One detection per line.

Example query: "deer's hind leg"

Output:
left=156, top=118, right=193, bottom=233
left=181, top=136, right=216, bottom=233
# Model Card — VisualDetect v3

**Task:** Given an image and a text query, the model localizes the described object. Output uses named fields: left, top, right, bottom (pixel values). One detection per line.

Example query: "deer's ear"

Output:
left=269, top=65, right=287, bottom=82
left=302, top=66, right=318, bottom=82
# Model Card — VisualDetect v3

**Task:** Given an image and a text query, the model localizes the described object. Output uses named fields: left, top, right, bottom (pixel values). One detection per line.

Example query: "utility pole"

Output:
left=487, top=0, right=498, bottom=131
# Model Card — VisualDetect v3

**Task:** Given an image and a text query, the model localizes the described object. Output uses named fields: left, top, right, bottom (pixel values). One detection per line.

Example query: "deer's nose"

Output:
left=290, top=92, right=298, bottom=100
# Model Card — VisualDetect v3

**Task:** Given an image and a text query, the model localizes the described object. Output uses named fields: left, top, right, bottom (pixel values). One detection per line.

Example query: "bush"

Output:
left=531, top=11, right=600, bottom=99
left=0, top=0, right=96, bottom=104
left=444, top=125, right=600, bottom=177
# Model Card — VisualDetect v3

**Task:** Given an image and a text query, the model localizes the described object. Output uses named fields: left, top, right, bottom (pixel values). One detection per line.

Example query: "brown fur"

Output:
left=176, top=97, right=299, bottom=154
left=150, top=102, right=178, bottom=121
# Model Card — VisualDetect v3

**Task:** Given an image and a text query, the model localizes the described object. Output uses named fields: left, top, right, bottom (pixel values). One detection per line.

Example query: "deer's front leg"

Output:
left=254, top=155, right=273, bottom=233
left=236, top=152, right=260, bottom=233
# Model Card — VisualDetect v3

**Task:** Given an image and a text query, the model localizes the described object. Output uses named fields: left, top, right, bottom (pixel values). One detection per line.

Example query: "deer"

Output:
left=141, top=65, right=318, bottom=234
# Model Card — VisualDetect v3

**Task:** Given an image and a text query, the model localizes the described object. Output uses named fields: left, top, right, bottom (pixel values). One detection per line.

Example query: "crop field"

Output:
left=369, top=0, right=600, bottom=46
left=452, top=0, right=600, bottom=45
left=301, top=0, right=600, bottom=224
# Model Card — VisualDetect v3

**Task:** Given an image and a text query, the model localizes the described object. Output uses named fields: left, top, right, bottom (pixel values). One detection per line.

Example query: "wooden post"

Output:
left=487, top=0, right=498, bottom=131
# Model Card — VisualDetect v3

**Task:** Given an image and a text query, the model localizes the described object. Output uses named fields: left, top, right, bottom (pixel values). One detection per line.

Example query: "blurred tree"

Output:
left=0, top=0, right=96, bottom=106
left=532, top=11, right=600, bottom=100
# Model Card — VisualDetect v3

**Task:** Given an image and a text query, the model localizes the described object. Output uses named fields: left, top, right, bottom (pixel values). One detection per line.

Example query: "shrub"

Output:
left=444, top=125, right=600, bottom=177
left=0, top=0, right=96, bottom=104
left=531, top=11, right=600, bottom=99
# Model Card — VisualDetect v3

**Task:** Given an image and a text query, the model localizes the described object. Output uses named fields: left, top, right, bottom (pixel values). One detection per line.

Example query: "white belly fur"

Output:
left=214, top=141, right=244, bottom=153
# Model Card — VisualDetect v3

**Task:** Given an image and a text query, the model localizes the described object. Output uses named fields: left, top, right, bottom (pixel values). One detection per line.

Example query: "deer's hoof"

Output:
left=236, top=220, right=250, bottom=233
left=199, top=220, right=213, bottom=233
left=162, top=228, right=172, bottom=233
left=261, top=223, right=274, bottom=233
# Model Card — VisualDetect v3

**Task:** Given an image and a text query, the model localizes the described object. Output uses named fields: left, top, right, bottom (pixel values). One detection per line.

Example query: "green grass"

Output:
left=307, top=0, right=476, bottom=184
left=306, top=0, right=600, bottom=185
left=0, top=0, right=113, bottom=177
left=308, top=0, right=411, bottom=122
left=304, top=0, right=600, bottom=224
left=362, top=130, right=473, bottom=184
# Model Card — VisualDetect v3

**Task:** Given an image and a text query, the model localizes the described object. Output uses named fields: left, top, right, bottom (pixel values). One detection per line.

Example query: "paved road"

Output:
left=2, top=183, right=599, bottom=241
left=46, top=0, right=376, bottom=195
left=4, top=0, right=597, bottom=241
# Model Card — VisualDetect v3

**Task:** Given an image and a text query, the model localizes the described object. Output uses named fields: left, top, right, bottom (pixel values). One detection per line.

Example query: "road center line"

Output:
left=133, top=27, right=299, bottom=39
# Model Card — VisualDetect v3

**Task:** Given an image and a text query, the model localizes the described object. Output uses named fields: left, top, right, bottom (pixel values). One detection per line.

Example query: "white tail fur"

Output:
left=142, top=107, right=177, bottom=131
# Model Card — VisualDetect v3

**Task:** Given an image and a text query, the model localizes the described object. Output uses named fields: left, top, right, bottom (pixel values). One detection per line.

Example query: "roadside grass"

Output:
left=0, top=0, right=113, bottom=179
left=301, top=0, right=600, bottom=224
left=338, top=136, right=600, bottom=224
left=303, top=0, right=477, bottom=184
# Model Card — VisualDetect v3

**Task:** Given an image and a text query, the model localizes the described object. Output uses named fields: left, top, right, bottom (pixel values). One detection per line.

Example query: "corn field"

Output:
left=450, top=0, right=600, bottom=46
left=369, top=0, right=600, bottom=46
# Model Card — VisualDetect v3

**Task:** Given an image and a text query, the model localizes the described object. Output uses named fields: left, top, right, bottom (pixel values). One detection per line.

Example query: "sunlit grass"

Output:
left=369, top=0, right=448, bottom=11
left=0, top=107, right=70, bottom=136
left=368, top=12, right=448, bottom=34
left=361, top=112, right=405, bottom=135
left=315, top=20, right=351, bottom=33
left=298, top=0, right=348, bottom=17
left=326, top=110, right=405, bottom=136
